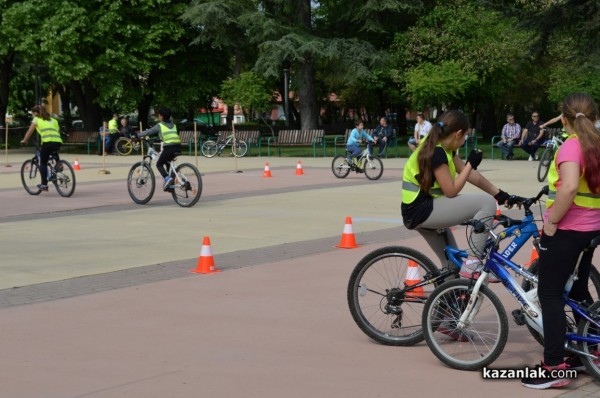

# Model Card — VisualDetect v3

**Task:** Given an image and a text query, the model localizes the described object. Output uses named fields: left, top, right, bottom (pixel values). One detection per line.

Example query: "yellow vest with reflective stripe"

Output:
left=547, top=134, right=600, bottom=209
left=402, top=142, right=455, bottom=204
left=159, top=123, right=180, bottom=144
left=108, top=119, right=118, bottom=134
left=35, top=117, right=62, bottom=144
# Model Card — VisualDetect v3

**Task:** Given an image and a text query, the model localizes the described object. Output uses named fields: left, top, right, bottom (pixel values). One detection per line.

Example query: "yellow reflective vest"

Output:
left=402, top=142, right=455, bottom=204
left=547, top=134, right=600, bottom=209
left=159, top=123, right=180, bottom=144
left=35, top=117, right=62, bottom=144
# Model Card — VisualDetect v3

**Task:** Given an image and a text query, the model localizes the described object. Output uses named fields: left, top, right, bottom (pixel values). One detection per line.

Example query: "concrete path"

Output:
left=1, top=150, right=598, bottom=397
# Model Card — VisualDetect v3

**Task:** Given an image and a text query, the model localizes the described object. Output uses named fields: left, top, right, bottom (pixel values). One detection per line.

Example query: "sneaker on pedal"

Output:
left=37, top=184, right=48, bottom=191
left=522, top=362, right=571, bottom=389
left=163, top=176, right=173, bottom=191
left=459, top=259, right=500, bottom=283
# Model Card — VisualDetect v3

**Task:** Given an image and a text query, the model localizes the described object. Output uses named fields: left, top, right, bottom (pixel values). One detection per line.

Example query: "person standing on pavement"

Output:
left=20, top=105, right=63, bottom=192
left=522, top=93, right=600, bottom=389
left=137, top=107, right=182, bottom=191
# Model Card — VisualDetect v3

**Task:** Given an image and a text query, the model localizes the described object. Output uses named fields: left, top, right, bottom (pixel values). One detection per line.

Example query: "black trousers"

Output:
left=538, top=228, right=600, bottom=365
left=39, top=142, right=62, bottom=185
left=156, top=144, right=181, bottom=178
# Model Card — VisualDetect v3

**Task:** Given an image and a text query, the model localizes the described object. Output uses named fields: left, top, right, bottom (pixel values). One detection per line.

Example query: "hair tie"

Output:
left=437, top=121, right=444, bottom=128
left=576, top=112, right=586, bottom=118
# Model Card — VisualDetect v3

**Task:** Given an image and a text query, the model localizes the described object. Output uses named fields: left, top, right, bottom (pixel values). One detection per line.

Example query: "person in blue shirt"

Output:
left=346, top=119, right=374, bottom=165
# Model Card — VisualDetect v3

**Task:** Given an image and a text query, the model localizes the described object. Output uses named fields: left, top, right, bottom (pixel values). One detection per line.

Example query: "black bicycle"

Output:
left=20, top=150, right=76, bottom=197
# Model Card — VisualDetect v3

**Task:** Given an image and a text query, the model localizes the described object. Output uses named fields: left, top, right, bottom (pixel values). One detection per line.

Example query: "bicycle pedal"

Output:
left=512, top=309, right=526, bottom=326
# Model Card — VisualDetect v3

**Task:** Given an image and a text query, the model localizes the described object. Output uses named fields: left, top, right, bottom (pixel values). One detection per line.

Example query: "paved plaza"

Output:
left=1, top=149, right=599, bottom=397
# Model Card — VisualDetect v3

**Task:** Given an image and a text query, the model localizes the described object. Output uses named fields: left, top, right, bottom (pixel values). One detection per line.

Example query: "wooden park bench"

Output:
left=178, top=130, right=204, bottom=155
left=266, top=129, right=325, bottom=157
left=62, top=131, right=99, bottom=155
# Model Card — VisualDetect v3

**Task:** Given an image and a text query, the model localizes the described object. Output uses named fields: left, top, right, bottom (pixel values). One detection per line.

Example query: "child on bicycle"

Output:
left=137, top=107, right=182, bottom=191
left=20, top=104, right=63, bottom=192
left=346, top=119, right=374, bottom=166
left=401, top=110, right=511, bottom=281
left=522, top=93, right=600, bottom=389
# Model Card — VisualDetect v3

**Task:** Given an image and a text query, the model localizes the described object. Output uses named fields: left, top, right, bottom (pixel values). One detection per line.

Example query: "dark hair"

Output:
left=561, top=93, right=600, bottom=192
left=159, top=107, right=172, bottom=121
left=416, top=110, right=469, bottom=194
left=354, top=119, right=363, bottom=127
left=31, top=105, right=51, bottom=121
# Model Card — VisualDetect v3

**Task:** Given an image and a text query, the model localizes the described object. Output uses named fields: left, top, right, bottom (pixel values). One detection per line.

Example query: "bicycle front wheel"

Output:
left=20, top=159, right=42, bottom=195
left=577, top=300, right=600, bottom=380
left=201, top=141, right=218, bottom=157
left=347, top=246, right=442, bottom=346
left=423, top=279, right=508, bottom=371
left=537, top=148, right=553, bottom=182
left=115, top=137, right=133, bottom=156
left=171, top=163, right=202, bottom=207
left=231, top=139, right=248, bottom=157
left=127, top=161, right=155, bottom=205
left=53, top=160, right=76, bottom=197
left=331, top=155, right=350, bottom=178
left=364, top=156, right=383, bottom=180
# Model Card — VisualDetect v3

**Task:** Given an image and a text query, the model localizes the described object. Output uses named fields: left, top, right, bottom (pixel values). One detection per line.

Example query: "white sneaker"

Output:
left=528, top=155, right=533, bottom=161
left=459, top=259, right=500, bottom=283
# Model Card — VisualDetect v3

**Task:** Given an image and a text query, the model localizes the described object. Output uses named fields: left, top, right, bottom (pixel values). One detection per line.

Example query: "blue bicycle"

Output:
left=346, top=187, right=582, bottom=346
left=422, top=207, right=600, bottom=377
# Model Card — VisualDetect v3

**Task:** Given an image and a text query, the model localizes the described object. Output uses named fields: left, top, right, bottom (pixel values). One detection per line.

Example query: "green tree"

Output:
left=219, top=71, right=272, bottom=121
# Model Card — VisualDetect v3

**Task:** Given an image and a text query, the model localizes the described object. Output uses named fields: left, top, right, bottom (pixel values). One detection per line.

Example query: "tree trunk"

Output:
left=297, top=59, right=319, bottom=130
left=69, top=80, right=103, bottom=131
left=481, top=99, right=498, bottom=140
left=57, top=86, right=73, bottom=132
left=0, top=53, right=15, bottom=135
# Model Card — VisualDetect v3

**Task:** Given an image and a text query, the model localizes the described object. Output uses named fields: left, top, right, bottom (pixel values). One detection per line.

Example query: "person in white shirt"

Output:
left=408, top=112, right=432, bottom=152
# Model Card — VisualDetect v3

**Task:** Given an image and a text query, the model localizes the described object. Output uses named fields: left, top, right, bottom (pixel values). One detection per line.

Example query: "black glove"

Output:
left=466, top=149, right=483, bottom=170
left=494, top=189, right=510, bottom=205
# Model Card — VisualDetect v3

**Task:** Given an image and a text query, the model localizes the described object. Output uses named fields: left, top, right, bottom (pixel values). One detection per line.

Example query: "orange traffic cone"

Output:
left=405, top=260, right=425, bottom=300
left=73, top=158, right=81, bottom=171
left=525, top=246, right=539, bottom=267
left=295, top=160, right=304, bottom=175
left=263, top=162, right=272, bottom=178
left=336, top=216, right=360, bottom=249
left=190, top=236, right=222, bottom=274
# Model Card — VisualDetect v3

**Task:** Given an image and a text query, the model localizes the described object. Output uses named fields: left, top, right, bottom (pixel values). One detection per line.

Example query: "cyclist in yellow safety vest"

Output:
left=522, top=93, right=600, bottom=390
left=20, top=104, right=63, bottom=192
left=401, top=110, right=512, bottom=281
left=137, top=107, right=182, bottom=191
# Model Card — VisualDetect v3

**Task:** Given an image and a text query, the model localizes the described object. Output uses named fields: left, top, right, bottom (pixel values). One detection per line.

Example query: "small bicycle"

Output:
left=537, top=129, right=568, bottom=182
left=201, top=133, right=247, bottom=158
left=331, top=147, right=384, bottom=180
left=421, top=211, right=600, bottom=376
left=20, top=150, right=76, bottom=197
left=115, top=136, right=148, bottom=156
left=127, top=144, right=202, bottom=207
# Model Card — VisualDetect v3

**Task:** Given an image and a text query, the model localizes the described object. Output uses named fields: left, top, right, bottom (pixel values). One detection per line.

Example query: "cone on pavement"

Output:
left=295, top=160, right=304, bottom=175
left=405, top=260, right=425, bottom=300
left=73, top=158, right=81, bottom=171
left=190, top=236, right=222, bottom=274
left=263, top=162, right=272, bottom=178
left=526, top=246, right=539, bottom=267
left=336, top=216, right=360, bottom=249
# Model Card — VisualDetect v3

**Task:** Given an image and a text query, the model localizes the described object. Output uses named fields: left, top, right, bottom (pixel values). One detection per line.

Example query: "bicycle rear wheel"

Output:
left=127, top=161, right=155, bottom=205
left=331, top=155, right=350, bottom=178
left=201, top=141, right=218, bottom=157
left=364, top=156, right=383, bottom=180
left=537, top=148, right=553, bottom=182
left=171, top=163, right=202, bottom=207
left=20, top=159, right=42, bottom=195
left=231, top=139, right=248, bottom=157
left=115, top=137, right=133, bottom=156
left=53, top=160, right=76, bottom=197
left=422, top=279, right=508, bottom=371
left=347, top=246, right=442, bottom=346
left=577, top=301, right=600, bottom=380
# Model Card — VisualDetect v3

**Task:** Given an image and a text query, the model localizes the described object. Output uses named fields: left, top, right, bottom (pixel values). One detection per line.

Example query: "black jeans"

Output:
left=538, top=229, right=600, bottom=366
left=156, top=144, right=181, bottom=179
left=39, top=142, right=62, bottom=185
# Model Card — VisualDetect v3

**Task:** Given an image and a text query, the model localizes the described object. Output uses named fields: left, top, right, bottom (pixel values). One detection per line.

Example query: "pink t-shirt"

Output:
left=545, top=137, right=600, bottom=231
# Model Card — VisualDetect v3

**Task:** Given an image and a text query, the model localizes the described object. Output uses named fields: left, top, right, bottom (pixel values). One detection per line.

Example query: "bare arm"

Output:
left=434, top=156, right=474, bottom=198
left=541, top=114, right=562, bottom=129
left=454, top=156, right=500, bottom=196
left=20, top=122, right=37, bottom=144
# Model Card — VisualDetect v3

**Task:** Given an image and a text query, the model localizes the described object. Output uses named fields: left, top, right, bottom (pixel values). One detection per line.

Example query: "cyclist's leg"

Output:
left=346, top=144, right=361, bottom=162
left=415, top=193, right=496, bottom=262
left=39, top=143, right=55, bottom=186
